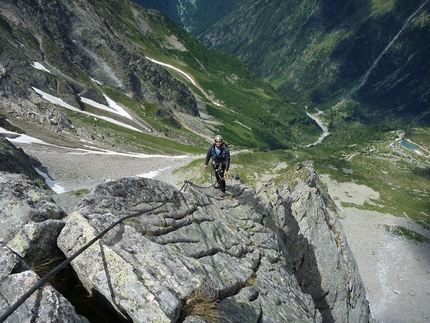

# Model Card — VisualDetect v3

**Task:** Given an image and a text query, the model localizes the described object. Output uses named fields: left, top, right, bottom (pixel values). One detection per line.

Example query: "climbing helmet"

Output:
left=214, top=135, right=223, bottom=143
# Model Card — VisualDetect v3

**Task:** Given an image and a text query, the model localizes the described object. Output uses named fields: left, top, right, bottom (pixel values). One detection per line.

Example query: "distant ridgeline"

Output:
left=139, top=0, right=430, bottom=127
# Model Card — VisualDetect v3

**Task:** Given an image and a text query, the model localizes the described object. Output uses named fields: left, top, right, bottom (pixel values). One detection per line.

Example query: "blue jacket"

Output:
left=205, top=143, right=230, bottom=171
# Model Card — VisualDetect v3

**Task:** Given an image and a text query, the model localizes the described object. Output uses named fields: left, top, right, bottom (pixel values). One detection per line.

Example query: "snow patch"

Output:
left=80, top=95, right=132, bottom=119
left=103, top=94, right=132, bottom=119
left=32, top=87, right=142, bottom=133
left=137, top=166, right=171, bottom=179
left=34, top=167, right=66, bottom=194
left=32, top=62, right=51, bottom=73
left=146, top=57, right=196, bottom=86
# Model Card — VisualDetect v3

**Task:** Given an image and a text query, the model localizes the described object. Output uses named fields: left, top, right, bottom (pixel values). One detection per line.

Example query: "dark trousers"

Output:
left=213, top=163, right=226, bottom=192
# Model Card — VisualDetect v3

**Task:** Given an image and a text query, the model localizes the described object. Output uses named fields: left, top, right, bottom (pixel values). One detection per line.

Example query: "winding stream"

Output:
left=306, top=112, right=330, bottom=147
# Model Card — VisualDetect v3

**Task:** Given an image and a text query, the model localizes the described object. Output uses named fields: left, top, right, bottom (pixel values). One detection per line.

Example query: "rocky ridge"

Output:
left=0, top=137, right=372, bottom=322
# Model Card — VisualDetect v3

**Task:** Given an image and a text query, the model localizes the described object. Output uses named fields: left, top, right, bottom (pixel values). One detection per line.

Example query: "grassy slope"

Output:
left=309, top=131, right=429, bottom=227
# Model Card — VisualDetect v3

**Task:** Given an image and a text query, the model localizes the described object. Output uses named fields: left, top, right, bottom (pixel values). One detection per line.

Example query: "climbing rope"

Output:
left=0, top=180, right=189, bottom=323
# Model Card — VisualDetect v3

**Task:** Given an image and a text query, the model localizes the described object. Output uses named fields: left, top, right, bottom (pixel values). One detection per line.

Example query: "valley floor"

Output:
left=10, top=140, right=430, bottom=323
left=322, top=175, right=430, bottom=323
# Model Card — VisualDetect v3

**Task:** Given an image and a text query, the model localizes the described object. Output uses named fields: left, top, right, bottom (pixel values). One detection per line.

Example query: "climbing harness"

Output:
left=212, top=161, right=228, bottom=181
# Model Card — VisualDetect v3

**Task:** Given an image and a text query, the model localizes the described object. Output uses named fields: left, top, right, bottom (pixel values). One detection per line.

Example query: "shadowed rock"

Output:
left=266, top=166, right=373, bottom=323
left=0, top=243, right=86, bottom=323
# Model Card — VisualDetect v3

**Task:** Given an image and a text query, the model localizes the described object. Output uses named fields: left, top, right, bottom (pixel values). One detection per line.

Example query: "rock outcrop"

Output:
left=0, top=139, right=373, bottom=322
left=0, top=242, right=86, bottom=323
left=0, top=138, right=65, bottom=247
left=265, top=167, right=371, bottom=322
left=0, top=138, right=85, bottom=322
left=57, top=177, right=320, bottom=322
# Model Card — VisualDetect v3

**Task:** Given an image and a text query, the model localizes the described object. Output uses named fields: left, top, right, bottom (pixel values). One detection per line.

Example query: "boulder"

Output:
left=0, top=172, right=65, bottom=244
left=0, top=243, right=85, bottom=323
left=0, top=137, right=46, bottom=185
left=58, top=176, right=322, bottom=322
left=0, top=138, right=66, bottom=245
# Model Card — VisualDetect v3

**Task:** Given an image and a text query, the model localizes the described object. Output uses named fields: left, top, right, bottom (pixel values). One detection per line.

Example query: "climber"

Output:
left=204, top=135, right=230, bottom=196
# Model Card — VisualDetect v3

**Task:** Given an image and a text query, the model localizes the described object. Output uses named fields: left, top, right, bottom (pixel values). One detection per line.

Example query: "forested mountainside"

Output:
left=135, top=0, right=430, bottom=127
left=0, top=0, right=319, bottom=152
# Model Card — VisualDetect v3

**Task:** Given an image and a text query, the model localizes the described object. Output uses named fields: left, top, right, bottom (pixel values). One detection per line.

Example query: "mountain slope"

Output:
left=144, top=0, right=430, bottom=127
left=0, top=0, right=320, bottom=153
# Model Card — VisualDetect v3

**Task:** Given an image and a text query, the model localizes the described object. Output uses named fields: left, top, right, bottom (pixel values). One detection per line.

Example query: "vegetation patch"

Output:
left=385, top=225, right=430, bottom=243
left=177, top=127, right=429, bottom=230
left=70, top=189, right=91, bottom=198
left=30, top=255, right=65, bottom=281
left=179, top=283, right=224, bottom=323
left=370, top=0, right=395, bottom=16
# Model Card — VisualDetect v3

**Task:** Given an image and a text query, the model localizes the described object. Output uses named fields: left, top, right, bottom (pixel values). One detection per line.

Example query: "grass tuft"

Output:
left=179, top=283, right=225, bottom=323
left=30, top=255, right=64, bottom=279
left=70, top=189, right=91, bottom=198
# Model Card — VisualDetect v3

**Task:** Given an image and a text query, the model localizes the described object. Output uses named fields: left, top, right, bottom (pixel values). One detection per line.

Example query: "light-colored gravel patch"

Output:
left=14, top=142, right=202, bottom=213
left=322, top=174, right=430, bottom=323
left=17, top=143, right=199, bottom=192
left=321, top=174, right=380, bottom=206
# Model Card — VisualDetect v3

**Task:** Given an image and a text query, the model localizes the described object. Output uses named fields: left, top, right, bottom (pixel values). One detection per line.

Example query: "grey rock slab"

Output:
left=58, top=177, right=322, bottom=322
left=0, top=243, right=83, bottom=323
left=0, top=172, right=66, bottom=244
left=273, top=166, right=372, bottom=323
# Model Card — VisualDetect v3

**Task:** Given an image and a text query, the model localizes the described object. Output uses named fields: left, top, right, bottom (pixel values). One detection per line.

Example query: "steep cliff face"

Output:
left=0, top=139, right=372, bottom=322
left=270, top=168, right=371, bottom=322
